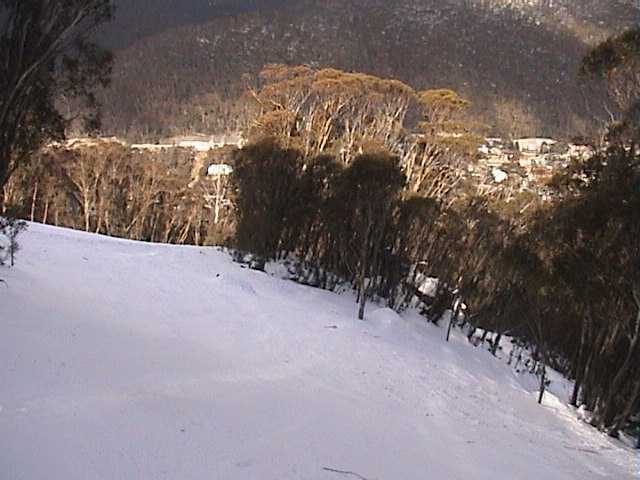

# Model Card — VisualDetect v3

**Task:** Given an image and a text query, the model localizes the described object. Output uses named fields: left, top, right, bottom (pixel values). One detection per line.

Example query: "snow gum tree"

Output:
left=327, top=151, right=405, bottom=319
left=249, top=64, right=415, bottom=163
left=232, top=138, right=306, bottom=260
left=403, top=89, right=480, bottom=201
left=0, top=0, right=113, bottom=199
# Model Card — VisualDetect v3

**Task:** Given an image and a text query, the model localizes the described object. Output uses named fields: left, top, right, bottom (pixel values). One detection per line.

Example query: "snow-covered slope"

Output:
left=0, top=224, right=635, bottom=479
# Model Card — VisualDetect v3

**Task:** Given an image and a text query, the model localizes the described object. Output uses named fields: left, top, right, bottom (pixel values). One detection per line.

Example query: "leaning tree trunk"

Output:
left=537, top=345, right=548, bottom=405
left=571, top=315, right=589, bottom=407
left=598, top=305, right=640, bottom=431
left=609, top=378, right=640, bottom=439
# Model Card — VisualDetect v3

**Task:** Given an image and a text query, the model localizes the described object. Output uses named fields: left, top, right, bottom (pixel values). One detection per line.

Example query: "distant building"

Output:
left=567, top=143, right=593, bottom=160
left=162, top=133, right=245, bottom=152
left=491, top=168, right=508, bottom=183
left=514, top=138, right=557, bottom=154
left=518, top=157, right=534, bottom=169
left=131, top=143, right=172, bottom=152
left=485, top=137, right=505, bottom=148
left=131, top=133, right=245, bottom=155
left=207, top=164, right=234, bottom=176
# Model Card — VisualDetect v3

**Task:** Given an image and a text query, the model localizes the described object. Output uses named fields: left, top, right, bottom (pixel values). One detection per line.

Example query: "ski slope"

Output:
left=0, top=224, right=635, bottom=480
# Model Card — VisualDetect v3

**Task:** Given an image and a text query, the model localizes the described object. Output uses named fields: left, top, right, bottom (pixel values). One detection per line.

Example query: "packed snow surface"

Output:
left=0, top=224, right=636, bottom=479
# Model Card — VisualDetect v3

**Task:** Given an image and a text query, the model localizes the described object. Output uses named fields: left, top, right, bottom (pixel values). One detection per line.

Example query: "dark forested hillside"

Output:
left=101, top=0, right=289, bottom=48
left=97, top=0, right=633, bottom=139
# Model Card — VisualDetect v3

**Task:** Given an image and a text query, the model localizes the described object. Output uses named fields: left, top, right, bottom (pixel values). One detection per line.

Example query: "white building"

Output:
left=207, top=164, right=234, bottom=176
left=514, top=138, right=557, bottom=154
left=164, top=133, right=245, bottom=152
left=131, top=143, right=172, bottom=152
left=491, top=168, right=508, bottom=183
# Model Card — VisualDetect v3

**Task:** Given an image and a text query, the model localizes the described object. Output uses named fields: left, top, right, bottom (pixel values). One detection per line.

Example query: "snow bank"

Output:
left=0, top=224, right=635, bottom=479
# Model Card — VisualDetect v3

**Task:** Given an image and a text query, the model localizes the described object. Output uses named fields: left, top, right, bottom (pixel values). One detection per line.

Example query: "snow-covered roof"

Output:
left=514, top=138, right=557, bottom=152
left=491, top=168, right=508, bottom=183
left=207, top=164, right=234, bottom=176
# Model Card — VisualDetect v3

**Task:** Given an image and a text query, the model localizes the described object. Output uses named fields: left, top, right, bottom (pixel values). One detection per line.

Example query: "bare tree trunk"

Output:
left=357, top=221, right=373, bottom=320
left=42, top=200, right=49, bottom=224
left=538, top=363, right=546, bottom=405
left=214, top=174, right=222, bottom=224
left=491, top=333, right=502, bottom=356
left=570, top=376, right=582, bottom=408
left=83, top=193, right=91, bottom=232
left=571, top=316, right=589, bottom=407
left=357, top=249, right=368, bottom=320
left=30, top=180, right=38, bottom=222
left=609, top=378, right=640, bottom=439
left=598, top=302, right=640, bottom=430
left=446, top=298, right=460, bottom=342
left=358, top=277, right=367, bottom=320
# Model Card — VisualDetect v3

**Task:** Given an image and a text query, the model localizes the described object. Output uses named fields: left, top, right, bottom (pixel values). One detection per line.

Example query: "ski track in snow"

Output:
left=0, top=223, right=637, bottom=480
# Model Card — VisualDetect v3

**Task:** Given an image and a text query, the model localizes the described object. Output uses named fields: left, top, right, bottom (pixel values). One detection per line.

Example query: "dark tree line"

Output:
left=453, top=26, right=640, bottom=438
left=231, top=58, right=640, bottom=436
left=233, top=139, right=408, bottom=319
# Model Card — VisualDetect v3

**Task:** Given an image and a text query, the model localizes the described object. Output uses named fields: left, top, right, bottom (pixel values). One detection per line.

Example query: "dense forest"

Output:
left=99, top=0, right=291, bottom=48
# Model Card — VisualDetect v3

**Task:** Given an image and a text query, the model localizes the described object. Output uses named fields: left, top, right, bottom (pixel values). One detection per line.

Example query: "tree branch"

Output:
left=322, top=467, right=373, bottom=480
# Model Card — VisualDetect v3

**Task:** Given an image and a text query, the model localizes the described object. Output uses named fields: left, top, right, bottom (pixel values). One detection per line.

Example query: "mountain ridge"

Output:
left=97, top=0, right=634, bottom=139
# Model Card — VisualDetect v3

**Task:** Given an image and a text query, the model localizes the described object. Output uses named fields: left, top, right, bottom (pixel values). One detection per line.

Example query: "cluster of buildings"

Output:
left=56, top=133, right=594, bottom=200
left=471, top=136, right=594, bottom=195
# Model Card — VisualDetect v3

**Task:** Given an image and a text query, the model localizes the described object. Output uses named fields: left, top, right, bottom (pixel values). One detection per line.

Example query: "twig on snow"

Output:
left=323, top=467, right=372, bottom=480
